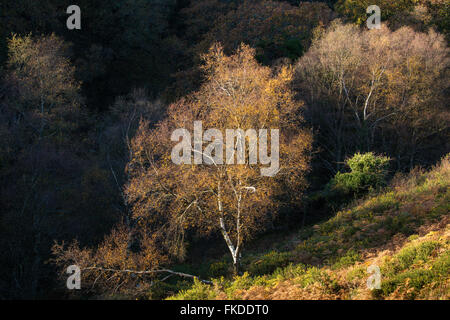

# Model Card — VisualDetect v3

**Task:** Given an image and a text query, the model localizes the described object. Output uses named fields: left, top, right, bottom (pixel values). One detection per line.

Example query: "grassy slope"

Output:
left=168, top=155, right=450, bottom=300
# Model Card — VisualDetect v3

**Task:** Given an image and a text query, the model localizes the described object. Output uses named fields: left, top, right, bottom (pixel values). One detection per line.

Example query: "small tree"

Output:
left=7, top=33, right=82, bottom=136
left=329, top=152, right=391, bottom=198
left=1, top=33, right=84, bottom=298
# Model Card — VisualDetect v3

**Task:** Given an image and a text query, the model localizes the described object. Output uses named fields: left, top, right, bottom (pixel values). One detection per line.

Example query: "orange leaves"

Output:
left=123, top=42, right=312, bottom=268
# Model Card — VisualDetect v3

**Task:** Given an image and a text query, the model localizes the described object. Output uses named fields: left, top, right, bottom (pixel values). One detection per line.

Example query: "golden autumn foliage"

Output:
left=125, top=44, right=312, bottom=272
left=6, top=33, right=82, bottom=133
left=295, top=21, right=449, bottom=171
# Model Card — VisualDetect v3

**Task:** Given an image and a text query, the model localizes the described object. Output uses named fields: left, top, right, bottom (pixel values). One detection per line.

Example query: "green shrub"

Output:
left=374, top=240, right=448, bottom=299
left=331, top=249, right=361, bottom=270
left=248, top=251, right=293, bottom=276
left=326, top=152, right=390, bottom=203
left=271, top=263, right=308, bottom=280
left=346, top=265, right=366, bottom=282
left=167, top=278, right=216, bottom=300
left=295, top=267, right=325, bottom=288
left=384, top=212, right=414, bottom=235
left=385, top=241, right=441, bottom=275
left=225, top=272, right=255, bottom=299
left=379, top=269, right=437, bottom=299
left=209, top=260, right=230, bottom=278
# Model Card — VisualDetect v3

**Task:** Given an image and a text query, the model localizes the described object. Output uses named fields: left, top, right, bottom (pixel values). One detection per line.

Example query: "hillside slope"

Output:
left=169, top=155, right=450, bottom=300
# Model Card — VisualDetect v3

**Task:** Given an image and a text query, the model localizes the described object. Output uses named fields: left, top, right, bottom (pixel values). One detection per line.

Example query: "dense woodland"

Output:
left=0, top=0, right=449, bottom=299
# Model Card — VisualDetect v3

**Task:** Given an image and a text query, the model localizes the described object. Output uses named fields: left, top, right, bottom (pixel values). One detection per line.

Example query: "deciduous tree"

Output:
left=295, top=21, right=448, bottom=172
left=125, top=44, right=312, bottom=274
